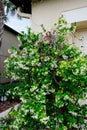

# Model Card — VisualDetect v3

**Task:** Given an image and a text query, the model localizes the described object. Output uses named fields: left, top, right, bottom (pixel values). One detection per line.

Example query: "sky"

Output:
left=5, top=7, right=31, bottom=33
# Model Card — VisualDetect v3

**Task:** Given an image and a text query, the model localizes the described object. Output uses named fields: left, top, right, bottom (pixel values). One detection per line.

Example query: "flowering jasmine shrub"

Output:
left=4, top=16, right=87, bottom=130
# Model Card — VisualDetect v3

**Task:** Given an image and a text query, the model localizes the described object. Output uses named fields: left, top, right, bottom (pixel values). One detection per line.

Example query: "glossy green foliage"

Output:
left=2, top=16, right=87, bottom=130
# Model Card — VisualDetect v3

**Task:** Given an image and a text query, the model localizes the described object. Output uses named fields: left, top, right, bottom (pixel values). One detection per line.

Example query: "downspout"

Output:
left=17, top=7, right=31, bottom=19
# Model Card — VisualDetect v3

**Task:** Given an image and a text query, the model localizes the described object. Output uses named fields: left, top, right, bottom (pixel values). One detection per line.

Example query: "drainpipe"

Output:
left=17, top=7, right=31, bottom=19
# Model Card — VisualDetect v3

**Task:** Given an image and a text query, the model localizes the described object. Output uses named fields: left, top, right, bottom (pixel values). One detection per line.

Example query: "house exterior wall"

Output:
left=32, top=0, right=87, bottom=32
left=1, top=27, right=19, bottom=57
left=32, top=0, right=87, bottom=54
left=0, top=26, right=19, bottom=84
left=74, top=29, right=87, bottom=54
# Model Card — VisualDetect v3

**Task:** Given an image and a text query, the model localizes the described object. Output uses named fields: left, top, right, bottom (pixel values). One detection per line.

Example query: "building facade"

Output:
left=0, top=25, right=19, bottom=84
left=1, top=0, right=87, bottom=83
left=32, top=0, right=87, bottom=54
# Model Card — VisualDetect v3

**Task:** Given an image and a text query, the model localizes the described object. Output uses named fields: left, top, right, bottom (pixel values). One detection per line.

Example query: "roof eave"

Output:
left=9, top=0, right=31, bottom=15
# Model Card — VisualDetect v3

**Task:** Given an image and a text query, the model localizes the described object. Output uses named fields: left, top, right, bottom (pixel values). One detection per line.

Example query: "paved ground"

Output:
left=0, top=104, right=19, bottom=118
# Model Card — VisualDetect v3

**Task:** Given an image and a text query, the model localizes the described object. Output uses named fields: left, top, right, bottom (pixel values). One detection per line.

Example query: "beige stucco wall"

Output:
left=32, top=0, right=87, bottom=54
left=1, top=28, right=19, bottom=57
left=74, top=29, right=87, bottom=54
left=32, top=0, right=87, bottom=32
left=0, top=27, right=19, bottom=83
